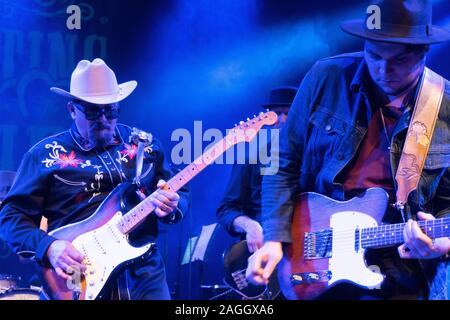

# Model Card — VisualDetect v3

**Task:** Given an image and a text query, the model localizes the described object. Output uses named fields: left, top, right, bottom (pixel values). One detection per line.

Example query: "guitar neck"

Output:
left=361, top=216, right=450, bottom=249
left=166, top=136, right=234, bottom=192
left=117, top=135, right=236, bottom=234
left=114, top=110, right=278, bottom=234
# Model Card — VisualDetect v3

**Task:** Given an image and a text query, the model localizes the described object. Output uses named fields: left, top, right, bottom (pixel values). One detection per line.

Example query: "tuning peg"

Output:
left=259, top=112, right=264, bottom=115
left=253, top=114, right=256, bottom=118
left=246, top=118, right=250, bottom=121
left=239, top=121, right=244, bottom=125
left=234, top=123, right=237, bottom=127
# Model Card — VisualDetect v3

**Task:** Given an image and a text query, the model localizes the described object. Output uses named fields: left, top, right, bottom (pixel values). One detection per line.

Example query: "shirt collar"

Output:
left=350, top=58, right=370, bottom=93
left=69, top=123, right=124, bottom=151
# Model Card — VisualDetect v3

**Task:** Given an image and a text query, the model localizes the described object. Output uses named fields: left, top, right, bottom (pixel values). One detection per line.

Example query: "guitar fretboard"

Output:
left=167, top=135, right=237, bottom=192
left=361, top=217, right=450, bottom=248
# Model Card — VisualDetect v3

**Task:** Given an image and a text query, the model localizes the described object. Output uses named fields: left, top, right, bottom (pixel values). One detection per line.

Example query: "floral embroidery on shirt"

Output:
left=116, top=129, right=154, bottom=164
left=42, top=142, right=69, bottom=168
left=57, top=151, right=81, bottom=168
left=80, top=160, right=104, bottom=203
left=42, top=142, right=105, bottom=203
left=119, top=143, right=138, bottom=161
left=117, top=144, right=153, bottom=164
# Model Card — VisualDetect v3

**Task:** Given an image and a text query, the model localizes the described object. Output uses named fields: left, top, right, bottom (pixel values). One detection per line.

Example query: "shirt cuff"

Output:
left=35, top=235, right=58, bottom=267
left=158, top=207, right=183, bottom=224
left=224, top=211, right=246, bottom=237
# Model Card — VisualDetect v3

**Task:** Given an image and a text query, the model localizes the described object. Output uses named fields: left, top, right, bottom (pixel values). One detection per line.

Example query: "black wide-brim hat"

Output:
left=262, top=86, right=298, bottom=109
left=341, top=0, right=450, bottom=44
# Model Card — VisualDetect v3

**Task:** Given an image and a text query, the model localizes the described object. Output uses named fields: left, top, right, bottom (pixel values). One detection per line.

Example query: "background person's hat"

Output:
left=50, top=58, right=137, bottom=104
left=341, top=0, right=450, bottom=44
left=262, top=86, right=298, bottom=109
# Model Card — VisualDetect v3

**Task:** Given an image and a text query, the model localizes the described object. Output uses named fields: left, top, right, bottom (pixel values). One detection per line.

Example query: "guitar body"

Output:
left=278, top=188, right=389, bottom=300
left=223, top=240, right=280, bottom=300
left=39, top=182, right=154, bottom=300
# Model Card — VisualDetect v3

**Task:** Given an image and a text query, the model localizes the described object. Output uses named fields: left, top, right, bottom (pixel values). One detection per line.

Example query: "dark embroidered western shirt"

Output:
left=0, top=123, right=189, bottom=266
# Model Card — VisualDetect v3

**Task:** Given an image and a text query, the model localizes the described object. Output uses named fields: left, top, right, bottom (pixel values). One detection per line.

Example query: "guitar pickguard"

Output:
left=328, top=211, right=384, bottom=288
left=71, top=212, right=153, bottom=300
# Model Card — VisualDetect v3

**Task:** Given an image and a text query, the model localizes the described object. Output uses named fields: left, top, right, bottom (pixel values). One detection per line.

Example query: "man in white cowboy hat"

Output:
left=0, top=58, right=189, bottom=299
left=246, top=0, right=450, bottom=300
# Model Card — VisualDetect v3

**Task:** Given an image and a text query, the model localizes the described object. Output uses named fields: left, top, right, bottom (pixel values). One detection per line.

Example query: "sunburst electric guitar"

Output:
left=278, top=188, right=450, bottom=300
left=39, top=111, right=278, bottom=300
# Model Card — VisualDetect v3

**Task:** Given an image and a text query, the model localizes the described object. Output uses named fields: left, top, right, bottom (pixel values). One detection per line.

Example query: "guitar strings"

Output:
left=302, top=217, right=449, bottom=241
left=310, top=220, right=449, bottom=242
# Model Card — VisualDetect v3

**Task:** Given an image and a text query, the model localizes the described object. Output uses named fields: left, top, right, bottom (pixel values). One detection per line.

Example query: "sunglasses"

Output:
left=72, top=101, right=120, bottom=120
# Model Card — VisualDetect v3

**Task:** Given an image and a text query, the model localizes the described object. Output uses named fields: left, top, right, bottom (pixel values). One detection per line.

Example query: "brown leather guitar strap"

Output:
left=395, top=68, right=445, bottom=217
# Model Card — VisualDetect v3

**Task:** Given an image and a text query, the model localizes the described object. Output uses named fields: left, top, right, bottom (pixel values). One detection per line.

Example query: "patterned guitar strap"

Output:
left=394, top=67, right=445, bottom=221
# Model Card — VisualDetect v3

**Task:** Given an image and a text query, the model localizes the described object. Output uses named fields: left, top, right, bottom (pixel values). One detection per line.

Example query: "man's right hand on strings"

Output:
left=46, top=240, right=86, bottom=280
left=245, top=241, right=283, bottom=285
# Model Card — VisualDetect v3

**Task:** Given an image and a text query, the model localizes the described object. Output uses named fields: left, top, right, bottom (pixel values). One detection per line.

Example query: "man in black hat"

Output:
left=216, top=86, right=296, bottom=299
left=217, top=86, right=298, bottom=254
left=246, top=0, right=450, bottom=299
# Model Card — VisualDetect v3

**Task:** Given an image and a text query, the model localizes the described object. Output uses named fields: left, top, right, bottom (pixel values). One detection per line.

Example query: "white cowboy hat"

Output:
left=50, top=58, right=137, bottom=104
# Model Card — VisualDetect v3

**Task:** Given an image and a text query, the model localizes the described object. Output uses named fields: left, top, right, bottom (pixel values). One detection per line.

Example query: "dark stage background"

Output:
left=0, top=0, right=449, bottom=299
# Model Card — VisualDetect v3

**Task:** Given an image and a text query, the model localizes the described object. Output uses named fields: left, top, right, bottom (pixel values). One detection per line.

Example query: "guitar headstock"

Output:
left=228, top=110, right=278, bottom=144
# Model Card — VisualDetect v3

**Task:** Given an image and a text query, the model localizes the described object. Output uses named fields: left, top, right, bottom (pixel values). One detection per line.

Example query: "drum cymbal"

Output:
left=0, top=274, right=20, bottom=291
left=0, top=288, right=40, bottom=300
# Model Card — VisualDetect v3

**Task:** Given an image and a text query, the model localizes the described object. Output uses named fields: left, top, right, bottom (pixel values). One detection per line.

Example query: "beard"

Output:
left=377, top=76, right=419, bottom=98
left=88, top=123, right=115, bottom=148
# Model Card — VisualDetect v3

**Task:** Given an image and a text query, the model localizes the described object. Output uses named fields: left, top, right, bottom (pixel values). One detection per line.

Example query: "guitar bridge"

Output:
left=231, top=270, right=248, bottom=290
left=304, top=229, right=332, bottom=259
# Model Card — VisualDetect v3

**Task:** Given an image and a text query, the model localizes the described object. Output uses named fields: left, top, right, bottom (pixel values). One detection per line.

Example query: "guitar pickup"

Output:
left=290, top=271, right=332, bottom=285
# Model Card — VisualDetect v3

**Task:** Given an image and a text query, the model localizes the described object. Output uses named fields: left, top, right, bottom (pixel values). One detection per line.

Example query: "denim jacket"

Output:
left=262, top=52, right=450, bottom=299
